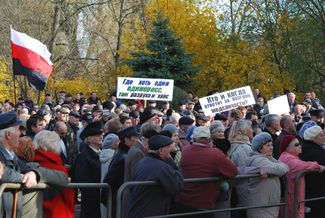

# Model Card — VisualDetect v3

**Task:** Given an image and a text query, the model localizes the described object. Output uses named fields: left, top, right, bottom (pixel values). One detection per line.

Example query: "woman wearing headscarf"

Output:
left=299, top=125, right=325, bottom=218
left=246, top=132, right=288, bottom=218
left=278, top=135, right=324, bottom=218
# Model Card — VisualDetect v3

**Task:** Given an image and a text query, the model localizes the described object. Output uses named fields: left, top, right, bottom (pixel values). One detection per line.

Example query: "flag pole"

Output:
left=10, top=25, right=17, bottom=106
left=13, top=74, right=17, bottom=106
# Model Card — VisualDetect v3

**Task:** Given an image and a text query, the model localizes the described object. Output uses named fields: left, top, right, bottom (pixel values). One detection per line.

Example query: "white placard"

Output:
left=267, top=95, right=290, bottom=115
left=117, top=77, right=174, bottom=101
left=199, top=86, right=256, bottom=116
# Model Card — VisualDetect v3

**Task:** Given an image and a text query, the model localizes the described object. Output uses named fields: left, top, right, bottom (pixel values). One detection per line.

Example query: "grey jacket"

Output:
left=124, top=140, right=146, bottom=182
left=0, top=145, right=37, bottom=218
left=246, top=152, right=288, bottom=218
left=100, top=148, right=115, bottom=183
left=22, top=162, right=69, bottom=218
left=228, top=140, right=252, bottom=206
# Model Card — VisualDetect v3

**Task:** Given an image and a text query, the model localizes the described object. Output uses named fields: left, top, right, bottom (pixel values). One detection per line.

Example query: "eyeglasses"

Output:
left=290, top=142, right=300, bottom=147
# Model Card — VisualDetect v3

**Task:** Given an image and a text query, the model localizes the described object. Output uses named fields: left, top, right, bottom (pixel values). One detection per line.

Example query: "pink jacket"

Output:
left=279, top=151, right=320, bottom=218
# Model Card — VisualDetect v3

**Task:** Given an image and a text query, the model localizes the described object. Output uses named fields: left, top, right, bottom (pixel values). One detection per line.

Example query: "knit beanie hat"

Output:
left=210, top=120, right=225, bottom=133
left=304, top=125, right=323, bottom=141
left=102, top=133, right=119, bottom=149
left=279, top=135, right=297, bottom=155
left=252, top=132, right=272, bottom=151
left=299, top=121, right=317, bottom=139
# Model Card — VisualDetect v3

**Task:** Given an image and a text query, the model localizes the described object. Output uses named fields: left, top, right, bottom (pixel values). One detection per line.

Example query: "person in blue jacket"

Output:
left=126, top=135, right=184, bottom=218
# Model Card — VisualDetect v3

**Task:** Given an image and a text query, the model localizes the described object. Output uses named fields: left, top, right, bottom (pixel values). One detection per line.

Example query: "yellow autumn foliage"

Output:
left=120, top=0, right=295, bottom=99
left=47, top=76, right=108, bottom=100
left=0, top=60, right=15, bottom=101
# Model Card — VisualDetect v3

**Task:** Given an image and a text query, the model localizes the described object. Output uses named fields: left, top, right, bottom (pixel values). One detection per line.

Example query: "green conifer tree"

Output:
left=126, top=14, right=199, bottom=89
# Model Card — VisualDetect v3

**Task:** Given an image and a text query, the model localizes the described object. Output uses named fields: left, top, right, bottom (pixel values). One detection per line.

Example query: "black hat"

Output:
left=36, top=109, right=51, bottom=117
left=179, top=116, right=195, bottom=126
left=309, top=109, right=324, bottom=118
left=92, top=106, right=102, bottom=113
left=129, top=110, right=140, bottom=118
left=117, top=126, right=138, bottom=140
left=103, top=101, right=115, bottom=110
left=214, top=113, right=228, bottom=121
left=149, top=135, right=173, bottom=150
left=179, top=100, right=187, bottom=106
left=80, top=121, right=103, bottom=140
left=0, top=111, right=23, bottom=130
left=140, top=108, right=156, bottom=124
left=143, top=129, right=159, bottom=139
left=69, top=111, right=80, bottom=118
left=213, top=138, right=231, bottom=154
left=81, top=113, right=94, bottom=123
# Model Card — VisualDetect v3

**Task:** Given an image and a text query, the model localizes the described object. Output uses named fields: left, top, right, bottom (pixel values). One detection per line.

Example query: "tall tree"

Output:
left=126, top=14, right=199, bottom=89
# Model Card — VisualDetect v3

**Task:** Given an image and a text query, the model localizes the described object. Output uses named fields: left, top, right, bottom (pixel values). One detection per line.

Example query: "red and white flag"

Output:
left=11, top=28, right=53, bottom=90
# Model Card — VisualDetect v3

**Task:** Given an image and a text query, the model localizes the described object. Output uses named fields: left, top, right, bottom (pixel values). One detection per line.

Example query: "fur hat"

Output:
left=252, top=132, right=272, bottom=151
left=80, top=121, right=103, bottom=140
left=304, top=125, right=323, bottom=141
left=210, top=120, right=225, bottom=133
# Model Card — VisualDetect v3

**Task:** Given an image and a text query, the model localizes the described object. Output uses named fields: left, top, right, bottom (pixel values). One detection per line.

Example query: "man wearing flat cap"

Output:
left=73, top=121, right=103, bottom=218
left=126, top=135, right=184, bottom=217
left=178, top=116, right=195, bottom=149
left=102, top=126, right=139, bottom=217
left=309, top=109, right=324, bottom=126
left=65, top=111, right=81, bottom=164
left=176, top=126, right=237, bottom=216
left=0, top=111, right=40, bottom=217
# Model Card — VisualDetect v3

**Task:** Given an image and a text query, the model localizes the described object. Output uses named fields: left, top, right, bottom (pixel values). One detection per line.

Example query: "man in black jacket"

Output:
left=73, top=121, right=103, bottom=218
left=102, top=126, right=138, bottom=217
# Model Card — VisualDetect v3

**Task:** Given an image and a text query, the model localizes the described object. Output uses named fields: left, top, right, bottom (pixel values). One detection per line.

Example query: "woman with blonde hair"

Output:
left=228, top=120, right=254, bottom=215
left=33, top=130, right=74, bottom=218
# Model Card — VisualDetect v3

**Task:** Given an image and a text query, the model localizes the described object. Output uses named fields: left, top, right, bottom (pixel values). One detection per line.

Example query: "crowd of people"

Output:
left=0, top=88, right=324, bottom=218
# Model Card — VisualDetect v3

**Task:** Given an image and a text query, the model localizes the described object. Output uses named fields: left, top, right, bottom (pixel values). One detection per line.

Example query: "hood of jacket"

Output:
left=99, top=148, right=115, bottom=163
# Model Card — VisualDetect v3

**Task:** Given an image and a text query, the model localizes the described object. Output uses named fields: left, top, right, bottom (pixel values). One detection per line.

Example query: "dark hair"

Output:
left=245, top=111, right=258, bottom=120
left=120, top=116, right=131, bottom=125
left=26, top=114, right=45, bottom=130
left=230, top=109, right=242, bottom=120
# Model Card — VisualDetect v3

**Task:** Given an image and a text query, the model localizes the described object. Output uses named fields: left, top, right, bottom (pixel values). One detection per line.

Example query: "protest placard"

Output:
left=117, top=77, right=174, bottom=101
left=199, top=86, right=256, bottom=116
left=267, top=95, right=290, bottom=115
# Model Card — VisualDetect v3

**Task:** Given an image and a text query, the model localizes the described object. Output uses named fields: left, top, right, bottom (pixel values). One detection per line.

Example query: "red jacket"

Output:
left=34, top=149, right=75, bottom=218
left=177, top=142, right=237, bottom=209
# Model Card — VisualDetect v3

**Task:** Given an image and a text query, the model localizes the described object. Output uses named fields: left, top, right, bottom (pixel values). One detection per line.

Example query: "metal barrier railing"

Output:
left=0, top=182, right=112, bottom=218
left=293, top=169, right=322, bottom=218
left=116, top=174, right=288, bottom=218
